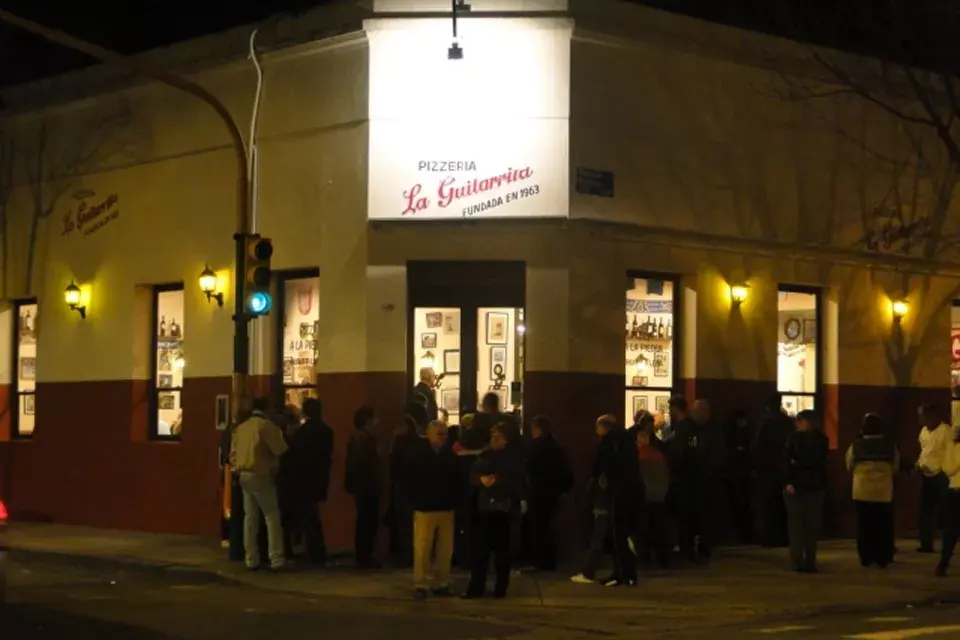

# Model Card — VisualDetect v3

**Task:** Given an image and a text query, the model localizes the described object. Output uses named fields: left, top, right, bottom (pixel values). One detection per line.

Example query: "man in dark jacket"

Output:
left=754, top=393, right=794, bottom=547
left=724, top=410, right=755, bottom=544
left=784, top=409, right=829, bottom=573
left=407, top=420, right=460, bottom=599
left=345, top=405, right=382, bottom=568
left=571, top=414, right=638, bottom=586
left=523, top=415, right=574, bottom=571
left=283, top=397, right=333, bottom=565
left=666, top=395, right=710, bottom=563
left=414, top=368, right=439, bottom=423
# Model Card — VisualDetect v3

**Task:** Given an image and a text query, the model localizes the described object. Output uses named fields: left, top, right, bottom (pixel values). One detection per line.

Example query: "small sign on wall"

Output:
left=215, top=394, right=230, bottom=430
left=576, top=167, right=615, bottom=198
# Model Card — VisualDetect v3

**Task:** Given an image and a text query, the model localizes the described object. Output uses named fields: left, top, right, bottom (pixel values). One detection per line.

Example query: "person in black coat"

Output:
left=724, top=409, right=755, bottom=544
left=345, top=405, right=382, bottom=569
left=522, top=415, right=574, bottom=571
left=784, top=409, right=829, bottom=573
left=463, top=422, right=528, bottom=598
left=754, top=393, right=794, bottom=547
left=282, top=398, right=333, bottom=565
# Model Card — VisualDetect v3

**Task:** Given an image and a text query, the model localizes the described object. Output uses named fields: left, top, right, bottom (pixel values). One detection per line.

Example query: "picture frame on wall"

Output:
left=158, top=374, right=174, bottom=389
left=19, top=356, right=36, bottom=381
left=655, top=395, right=670, bottom=416
left=441, top=388, right=460, bottom=413
left=159, top=392, right=176, bottom=410
left=486, top=312, right=508, bottom=345
left=282, top=357, right=294, bottom=383
left=158, top=349, right=172, bottom=372
left=23, top=393, right=35, bottom=416
left=425, top=312, right=443, bottom=328
left=631, top=376, right=649, bottom=387
left=443, top=312, right=460, bottom=335
left=802, top=318, right=817, bottom=343
left=653, top=353, right=667, bottom=378
left=490, top=346, right=507, bottom=378
left=632, top=395, right=647, bottom=417
left=443, top=349, right=460, bottom=375
left=421, top=333, right=438, bottom=349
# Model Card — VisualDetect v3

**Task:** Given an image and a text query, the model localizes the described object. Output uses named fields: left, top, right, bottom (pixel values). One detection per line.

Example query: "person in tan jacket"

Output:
left=845, top=413, right=900, bottom=568
left=230, top=397, right=289, bottom=570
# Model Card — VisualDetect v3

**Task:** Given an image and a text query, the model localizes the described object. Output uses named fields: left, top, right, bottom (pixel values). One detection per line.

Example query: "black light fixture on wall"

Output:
left=448, top=0, right=472, bottom=60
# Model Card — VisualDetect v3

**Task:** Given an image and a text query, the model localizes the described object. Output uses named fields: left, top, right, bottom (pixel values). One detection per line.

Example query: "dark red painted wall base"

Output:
left=0, top=372, right=949, bottom=554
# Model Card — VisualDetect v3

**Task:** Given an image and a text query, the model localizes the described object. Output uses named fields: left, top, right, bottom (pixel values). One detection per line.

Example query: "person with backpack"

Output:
left=523, top=415, right=574, bottom=571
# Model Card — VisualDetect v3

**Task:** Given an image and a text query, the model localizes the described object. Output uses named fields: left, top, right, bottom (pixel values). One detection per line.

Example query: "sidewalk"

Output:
left=7, top=523, right=960, bottom=630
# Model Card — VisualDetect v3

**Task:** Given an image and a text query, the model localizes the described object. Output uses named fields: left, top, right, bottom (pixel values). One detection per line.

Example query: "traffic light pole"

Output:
left=0, top=10, right=253, bottom=412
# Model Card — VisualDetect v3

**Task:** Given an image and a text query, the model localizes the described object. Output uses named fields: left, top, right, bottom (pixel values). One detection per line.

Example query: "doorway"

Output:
left=408, top=262, right=526, bottom=423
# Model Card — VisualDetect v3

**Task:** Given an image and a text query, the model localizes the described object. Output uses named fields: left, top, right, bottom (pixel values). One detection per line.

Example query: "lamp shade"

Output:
left=64, top=281, right=81, bottom=307
left=199, top=266, right=217, bottom=294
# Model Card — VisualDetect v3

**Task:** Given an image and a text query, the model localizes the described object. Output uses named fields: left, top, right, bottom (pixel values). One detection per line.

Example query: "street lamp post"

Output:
left=0, top=10, right=252, bottom=411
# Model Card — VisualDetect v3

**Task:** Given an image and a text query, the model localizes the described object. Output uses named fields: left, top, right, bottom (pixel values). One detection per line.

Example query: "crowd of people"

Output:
left=221, top=381, right=960, bottom=600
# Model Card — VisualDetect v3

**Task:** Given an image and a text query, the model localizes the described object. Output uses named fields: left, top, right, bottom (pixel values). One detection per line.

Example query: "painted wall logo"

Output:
left=401, top=161, right=540, bottom=217
left=61, top=189, right=121, bottom=237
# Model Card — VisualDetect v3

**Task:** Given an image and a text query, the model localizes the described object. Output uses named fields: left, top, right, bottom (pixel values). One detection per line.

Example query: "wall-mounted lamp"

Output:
left=64, top=280, right=86, bottom=319
left=891, top=299, right=910, bottom=322
left=633, top=355, right=648, bottom=374
left=421, top=351, right=437, bottom=370
left=174, top=353, right=187, bottom=370
left=199, top=265, right=224, bottom=307
left=730, top=284, right=749, bottom=307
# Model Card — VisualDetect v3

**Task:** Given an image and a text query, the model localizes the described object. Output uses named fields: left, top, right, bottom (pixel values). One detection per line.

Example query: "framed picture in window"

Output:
left=425, top=312, right=443, bottom=328
left=632, top=395, right=647, bottom=417
left=19, top=356, right=36, bottom=381
left=441, top=388, right=460, bottom=413
left=159, top=392, right=176, bottom=410
left=631, top=376, right=649, bottom=387
left=23, top=394, right=35, bottom=415
left=443, top=349, right=460, bottom=375
left=282, top=357, right=294, bottom=383
left=653, top=353, right=667, bottom=377
left=490, top=347, right=507, bottom=379
left=802, top=318, right=817, bottom=343
left=486, top=312, right=508, bottom=345
left=421, top=333, right=437, bottom=349
left=158, top=374, right=174, bottom=389
left=443, top=312, right=460, bottom=335
left=655, top=395, right=670, bottom=416
left=158, top=349, right=172, bottom=372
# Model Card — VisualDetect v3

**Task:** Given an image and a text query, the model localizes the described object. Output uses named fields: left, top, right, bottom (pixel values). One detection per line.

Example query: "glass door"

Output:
left=476, top=307, right=525, bottom=414
left=412, top=307, right=464, bottom=423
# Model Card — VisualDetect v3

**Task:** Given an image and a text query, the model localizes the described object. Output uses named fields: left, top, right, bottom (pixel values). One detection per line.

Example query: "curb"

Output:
left=8, top=547, right=237, bottom=587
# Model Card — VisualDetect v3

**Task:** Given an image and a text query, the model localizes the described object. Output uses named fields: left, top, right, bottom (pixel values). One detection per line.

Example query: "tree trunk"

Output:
left=23, top=212, right=40, bottom=297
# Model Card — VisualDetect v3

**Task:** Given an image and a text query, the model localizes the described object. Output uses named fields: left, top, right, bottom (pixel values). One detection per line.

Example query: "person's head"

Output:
left=354, top=405, right=376, bottom=430
left=795, top=409, right=818, bottom=433
left=668, top=395, right=688, bottom=423
left=425, top=419, right=449, bottom=449
left=531, top=415, right=552, bottom=439
left=251, top=396, right=271, bottom=415
left=634, top=411, right=656, bottom=445
left=481, top=392, right=500, bottom=413
left=918, top=403, right=941, bottom=430
left=419, top=367, right=436, bottom=385
left=438, top=408, right=449, bottom=423
left=301, top=397, right=323, bottom=421
left=460, top=413, right=475, bottom=431
left=595, top=414, right=618, bottom=438
left=862, top=413, right=886, bottom=437
left=490, top=422, right=518, bottom=450
left=692, top=399, right=711, bottom=425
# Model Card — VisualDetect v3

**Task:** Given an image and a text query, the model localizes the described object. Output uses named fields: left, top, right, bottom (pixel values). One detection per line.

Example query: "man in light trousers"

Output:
left=231, top=396, right=289, bottom=570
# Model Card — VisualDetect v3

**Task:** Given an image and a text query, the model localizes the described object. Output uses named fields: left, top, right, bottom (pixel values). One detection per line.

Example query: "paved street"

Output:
left=2, top=560, right=529, bottom=639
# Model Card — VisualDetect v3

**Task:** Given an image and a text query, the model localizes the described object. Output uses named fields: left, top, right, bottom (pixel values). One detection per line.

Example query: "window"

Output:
left=625, top=276, right=677, bottom=424
left=280, top=274, right=319, bottom=409
left=13, top=300, right=38, bottom=437
left=777, top=288, right=820, bottom=416
left=151, top=285, right=185, bottom=440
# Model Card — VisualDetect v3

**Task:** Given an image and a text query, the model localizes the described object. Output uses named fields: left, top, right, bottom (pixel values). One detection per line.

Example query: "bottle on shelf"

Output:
left=171, top=319, right=181, bottom=339
left=159, top=315, right=167, bottom=337
left=646, top=315, right=654, bottom=338
left=666, top=318, right=673, bottom=340
left=631, top=315, right=639, bottom=340
left=657, top=317, right=665, bottom=338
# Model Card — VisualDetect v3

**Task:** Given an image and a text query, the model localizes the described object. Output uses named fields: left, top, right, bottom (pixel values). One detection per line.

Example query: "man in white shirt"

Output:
left=917, top=403, right=950, bottom=553
left=230, top=397, right=289, bottom=570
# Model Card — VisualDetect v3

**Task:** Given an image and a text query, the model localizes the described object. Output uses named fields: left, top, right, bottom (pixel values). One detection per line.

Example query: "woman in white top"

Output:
left=936, top=425, right=960, bottom=577
left=916, top=404, right=950, bottom=553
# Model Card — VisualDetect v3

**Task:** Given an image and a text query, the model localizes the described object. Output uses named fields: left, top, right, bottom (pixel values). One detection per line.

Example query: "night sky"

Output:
left=0, top=1, right=953, bottom=89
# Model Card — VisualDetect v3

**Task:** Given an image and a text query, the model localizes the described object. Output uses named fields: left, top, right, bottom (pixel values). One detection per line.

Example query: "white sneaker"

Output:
left=570, top=573, right=594, bottom=584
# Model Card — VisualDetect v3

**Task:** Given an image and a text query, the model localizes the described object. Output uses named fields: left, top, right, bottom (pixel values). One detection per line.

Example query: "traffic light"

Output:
left=244, top=234, right=273, bottom=316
